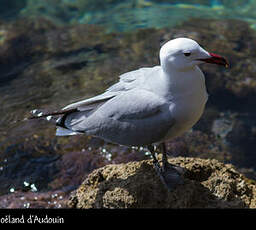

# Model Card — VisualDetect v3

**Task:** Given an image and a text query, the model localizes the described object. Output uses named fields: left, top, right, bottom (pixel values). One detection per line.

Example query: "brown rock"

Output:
left=68, top=157, right=256, bottom=208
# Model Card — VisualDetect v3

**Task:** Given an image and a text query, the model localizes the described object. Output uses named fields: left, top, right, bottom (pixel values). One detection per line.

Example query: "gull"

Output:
left=30, top=38, right=228, bottom=190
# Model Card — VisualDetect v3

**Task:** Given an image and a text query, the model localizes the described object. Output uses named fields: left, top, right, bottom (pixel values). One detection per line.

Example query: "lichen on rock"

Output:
left=68, top=157, right=256, bottom=208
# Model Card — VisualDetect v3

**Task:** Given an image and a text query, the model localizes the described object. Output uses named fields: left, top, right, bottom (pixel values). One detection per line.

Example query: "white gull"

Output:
left=31, top=37, right=228, bottom=189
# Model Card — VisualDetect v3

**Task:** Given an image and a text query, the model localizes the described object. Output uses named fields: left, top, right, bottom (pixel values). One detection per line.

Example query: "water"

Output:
left=1, top=0, right=256, bottom=208
left=1, top=0, right=255, bottom=32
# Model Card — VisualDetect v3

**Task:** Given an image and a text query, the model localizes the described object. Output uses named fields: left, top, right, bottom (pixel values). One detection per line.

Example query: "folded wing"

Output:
left=61, top=88, right=174, bottom=146
left=62, top=66, right=161, bottom=111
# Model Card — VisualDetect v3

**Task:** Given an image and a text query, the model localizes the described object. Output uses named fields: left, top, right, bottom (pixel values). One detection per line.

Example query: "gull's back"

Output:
left=56, top=66, right=175, bottom=146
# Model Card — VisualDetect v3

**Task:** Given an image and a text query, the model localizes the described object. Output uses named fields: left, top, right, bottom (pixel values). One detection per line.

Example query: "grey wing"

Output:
left=63, top=89, right=174, bottom=146
left=62, top=66, right=161, bottom=112
left=106, top=66, right=161, bottom=92
left=62, top=92, right=116, bottom=111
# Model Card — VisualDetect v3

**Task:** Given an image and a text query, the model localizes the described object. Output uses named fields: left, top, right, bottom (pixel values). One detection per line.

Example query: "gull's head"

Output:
left=160, top=37, right=229, bottom=72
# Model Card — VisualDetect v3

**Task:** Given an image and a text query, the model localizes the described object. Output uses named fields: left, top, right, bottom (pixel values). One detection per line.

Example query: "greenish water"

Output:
left=1, top=0, right=256, bottom=31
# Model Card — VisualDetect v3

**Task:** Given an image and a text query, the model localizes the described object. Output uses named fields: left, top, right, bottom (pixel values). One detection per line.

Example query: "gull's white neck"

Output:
left=159, top=65, right=208, bottom=101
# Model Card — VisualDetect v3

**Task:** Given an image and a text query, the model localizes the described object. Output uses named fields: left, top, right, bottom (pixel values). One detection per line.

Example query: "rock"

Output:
left=68, top=157, right=256, bottom=208
left=164, top=130, right=230, bottom=165
left=0, top=190, right=69, bottom=208
left=0, top=0, right=27, bottom=20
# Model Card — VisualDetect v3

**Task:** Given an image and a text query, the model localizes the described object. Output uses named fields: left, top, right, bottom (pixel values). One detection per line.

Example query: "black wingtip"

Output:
left=28, top=108, right=78, bottom=126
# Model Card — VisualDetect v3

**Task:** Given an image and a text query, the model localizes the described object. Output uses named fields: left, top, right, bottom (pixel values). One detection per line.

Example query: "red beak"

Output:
left=198, top=53, right=229, bottom=68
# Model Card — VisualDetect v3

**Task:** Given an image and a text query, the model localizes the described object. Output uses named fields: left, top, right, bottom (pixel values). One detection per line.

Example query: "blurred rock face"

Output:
left=0, top=0, right=27, bottom=19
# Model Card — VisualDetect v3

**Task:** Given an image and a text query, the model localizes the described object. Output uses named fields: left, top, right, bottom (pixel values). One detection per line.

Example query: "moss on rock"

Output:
left=68, top=157, right=256, bottom=208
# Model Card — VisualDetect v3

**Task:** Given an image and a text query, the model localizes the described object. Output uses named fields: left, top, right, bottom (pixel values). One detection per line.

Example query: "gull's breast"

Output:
left=164, top=86, right=208, bottom=140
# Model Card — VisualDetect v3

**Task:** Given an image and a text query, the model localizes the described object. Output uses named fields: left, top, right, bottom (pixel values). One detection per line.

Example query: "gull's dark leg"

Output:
left=147, top=143, right=185, bottom=191
left=147, top=145, right=158, bottom=165
left=147, top=145, right=161, bottom=174
left=160, top=142, right=168, bottom=171
left=160, top=142, right=185, bottom=190
left=147, top=144, right=169, bottom=190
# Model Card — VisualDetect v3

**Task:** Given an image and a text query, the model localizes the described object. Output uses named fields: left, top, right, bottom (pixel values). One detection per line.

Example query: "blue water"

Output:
left=1, top=0, right=256, bottom=32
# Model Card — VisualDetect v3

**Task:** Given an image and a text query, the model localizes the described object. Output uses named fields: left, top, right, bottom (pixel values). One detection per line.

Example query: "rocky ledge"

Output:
left=68, top=157, right=256, bottom=208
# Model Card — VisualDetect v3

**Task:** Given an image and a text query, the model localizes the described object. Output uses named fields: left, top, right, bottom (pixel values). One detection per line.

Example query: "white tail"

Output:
left=56, top=126, right=82, bottom=136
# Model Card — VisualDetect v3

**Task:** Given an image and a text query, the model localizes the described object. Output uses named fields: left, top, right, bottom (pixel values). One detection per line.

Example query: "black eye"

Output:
left=184, top=52, right=191, bottom=57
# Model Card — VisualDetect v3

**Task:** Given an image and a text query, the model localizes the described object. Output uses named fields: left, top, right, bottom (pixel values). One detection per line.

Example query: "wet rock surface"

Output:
left=68, top=157, right=256, bottom=208
left=0, top=17, right=256, bottom=208
left=0, top=0, right=27, bottom=20
left=0, top=190, right=69, bottom=209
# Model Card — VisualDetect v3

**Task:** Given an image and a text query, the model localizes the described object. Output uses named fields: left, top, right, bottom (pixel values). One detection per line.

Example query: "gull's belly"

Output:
left=164, top=94, right=208, bottom=140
